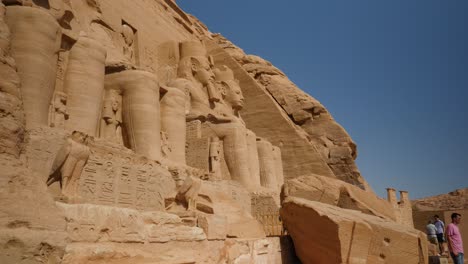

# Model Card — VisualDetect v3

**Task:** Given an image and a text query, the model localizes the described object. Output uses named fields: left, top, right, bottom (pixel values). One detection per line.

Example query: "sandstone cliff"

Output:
left=412, top=188, right=468, bottom=211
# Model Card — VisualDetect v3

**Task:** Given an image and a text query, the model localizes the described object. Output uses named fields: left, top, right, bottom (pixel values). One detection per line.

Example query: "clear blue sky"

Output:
left=177, top=1, right=468, bottom=199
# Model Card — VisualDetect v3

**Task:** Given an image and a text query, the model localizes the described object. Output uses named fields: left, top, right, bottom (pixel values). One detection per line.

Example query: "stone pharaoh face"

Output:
left=111, top=99, right=119, bottom=112
left=192, top=57, right=215, bottom=86
left=225, top=80, right=244, bottom=110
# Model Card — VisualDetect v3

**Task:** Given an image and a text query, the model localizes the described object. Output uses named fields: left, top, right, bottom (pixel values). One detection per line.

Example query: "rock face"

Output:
left=281, top=175, right=425, bottom=263
left=284, top=174, right=398, bottom=221
left=0, top=0, right=425, bottom=263
left=412, top=188, right=468, bottom=211
left=0, top=2, right=23, bottom=158
left=281, top=197, right=427, bottom=264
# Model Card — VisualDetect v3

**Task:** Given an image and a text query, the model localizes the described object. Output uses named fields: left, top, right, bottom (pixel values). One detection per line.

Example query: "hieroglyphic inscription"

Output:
left=135, top=162, right=149, bottom=209
left=251, top=194, right=283, bottom=236
left=186, top=121, right=210, bottom=171
left=186, top=138, right=210, bottom=172
left=99, top=159, right=116, bottom=204
left=78, top=143, right=167, bottom=211
left=148, top=165, right=166, bottom=209
left=186, top=120, right=202, bottom=140
left=118, top=157, right=133, bottom=206
left=81, top=156, right=99, bottom=201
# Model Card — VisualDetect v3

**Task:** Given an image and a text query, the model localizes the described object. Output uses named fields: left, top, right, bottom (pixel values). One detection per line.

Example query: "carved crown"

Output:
left=179, top=41, right=206, bottom=58
left=214, top=65, right=234, bottom=82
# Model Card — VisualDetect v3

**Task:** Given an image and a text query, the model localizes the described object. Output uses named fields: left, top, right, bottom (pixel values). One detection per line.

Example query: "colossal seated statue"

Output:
left=167, top=41, right=283, bottom=192
left=167, top=41, right=253, bottom=189
left=214, top=60, right=285, bottom=193
left=213, top=65, right=245, bottom=123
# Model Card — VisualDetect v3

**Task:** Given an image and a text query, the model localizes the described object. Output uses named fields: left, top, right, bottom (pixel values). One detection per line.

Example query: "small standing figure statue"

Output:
left=47, top=131, right=90, bottom=201
left=49, top=91, right=69, bottom=128
left=209, top=137, right=222, bottom=179
left=100, top=93, right=123, bottom=144
left=122, top=23, right=135, bottom=63
left=160, top=131, right=172, bottom=158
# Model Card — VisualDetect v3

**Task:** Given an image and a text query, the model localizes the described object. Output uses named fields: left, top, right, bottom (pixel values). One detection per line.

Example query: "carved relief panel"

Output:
left=251, top=194, right=283, bottom=236
left=78, top=142, right=173, bottom=211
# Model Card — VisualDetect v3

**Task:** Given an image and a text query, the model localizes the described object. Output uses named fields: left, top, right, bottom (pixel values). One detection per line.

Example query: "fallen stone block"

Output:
left=281, top=197, right=427, bottom=264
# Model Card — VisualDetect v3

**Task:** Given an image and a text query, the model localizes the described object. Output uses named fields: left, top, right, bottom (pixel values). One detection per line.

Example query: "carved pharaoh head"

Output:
left=103, top=90, right=122, bottom=117
left=110, top=96, right=119, bottom=112
left=177, top=41, right=215, bottom=86
left=122, top=24, right=134, bottom=46
left=191, top=57, right=215, bottom=86
left=214, top=66, right=244, bottom=110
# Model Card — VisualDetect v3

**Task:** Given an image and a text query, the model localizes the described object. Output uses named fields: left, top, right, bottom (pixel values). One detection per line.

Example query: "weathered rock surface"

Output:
left=284, top=174, right=397, bottom=221
left=0, top=3, right=67, bottom=263
left=58, top=203, right=206, bottom=243
left=0, top=2, right=23, bottom=158
left=281, top=197, right=428, bottom=264
left=61, top=237, right=287, bottom=264
left=412, top=188, right=468, bottom=211
left=0, top=156, right=68, bottom=264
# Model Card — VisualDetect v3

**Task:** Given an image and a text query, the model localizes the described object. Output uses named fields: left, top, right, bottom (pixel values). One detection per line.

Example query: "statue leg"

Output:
left=160, top=87, right=186, bottom=164
left=106, top=70, right=161, bottom=160
left=5, top=6, right=60, bottom=128
left=64, top=36, right=106, bottom=136
left=272, top=146, right=284, bottom=191
left=246, top=129, right=261, bottom=188
left=257, top=139, right=278, bottom=191
left=210, top=122, right=252, bottom=189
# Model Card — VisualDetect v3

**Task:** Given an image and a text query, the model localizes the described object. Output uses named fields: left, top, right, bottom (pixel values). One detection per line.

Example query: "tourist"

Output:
left=446, top=213, right=464, bottom=264
left=434, top=215, right=446, bottom=254
left=426, top=220, right=439, bottom=247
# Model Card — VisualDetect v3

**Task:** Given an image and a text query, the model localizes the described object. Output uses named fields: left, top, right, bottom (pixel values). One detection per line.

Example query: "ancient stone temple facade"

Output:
left=0, top=1, right=427, bottom=263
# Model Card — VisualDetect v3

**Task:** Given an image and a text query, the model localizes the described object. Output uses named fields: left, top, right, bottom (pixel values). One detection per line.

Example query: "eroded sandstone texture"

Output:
left=0, top=0, right=426, bottom=263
